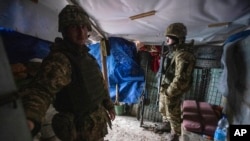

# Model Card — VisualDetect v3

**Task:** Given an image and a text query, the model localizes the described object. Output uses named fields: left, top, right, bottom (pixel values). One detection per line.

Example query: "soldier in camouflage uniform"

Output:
left=156, top=23, right=195, bottom=141
left=19, top=5, right=115, bottom=141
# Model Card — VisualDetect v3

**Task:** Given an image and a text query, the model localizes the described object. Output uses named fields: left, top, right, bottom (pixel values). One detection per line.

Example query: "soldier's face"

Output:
left=65, top=24, right=89, bottom=46
left=166, top=36, right=176, bottom=46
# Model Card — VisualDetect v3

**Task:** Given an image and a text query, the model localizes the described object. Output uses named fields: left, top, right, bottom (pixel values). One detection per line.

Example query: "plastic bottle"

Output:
left=214, top=114, right=229, bottom=141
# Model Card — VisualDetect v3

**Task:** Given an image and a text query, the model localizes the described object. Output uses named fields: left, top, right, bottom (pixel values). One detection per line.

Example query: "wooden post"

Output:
left=100, top=39, right=109, bottom=88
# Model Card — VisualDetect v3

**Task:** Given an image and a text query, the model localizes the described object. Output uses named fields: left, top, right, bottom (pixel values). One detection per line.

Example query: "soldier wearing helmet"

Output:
left=19, top=5, right=115, bottom=141
left=155, top=23, right=195, bottom=141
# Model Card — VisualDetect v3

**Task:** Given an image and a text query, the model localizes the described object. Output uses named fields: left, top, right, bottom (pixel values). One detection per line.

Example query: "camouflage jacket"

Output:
left=18, top=39, right=114, bottom=133
left=161, top=44, right=196, bottom=97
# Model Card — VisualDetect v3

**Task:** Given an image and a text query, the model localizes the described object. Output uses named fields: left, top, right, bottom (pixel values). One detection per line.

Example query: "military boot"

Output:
left=154, top=122, right=171, bottom=133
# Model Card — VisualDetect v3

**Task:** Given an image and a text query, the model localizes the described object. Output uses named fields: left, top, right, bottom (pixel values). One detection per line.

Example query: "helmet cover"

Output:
left=165, top=23, right=187, bottom=39
left=58, top=5, right=91, bottom=32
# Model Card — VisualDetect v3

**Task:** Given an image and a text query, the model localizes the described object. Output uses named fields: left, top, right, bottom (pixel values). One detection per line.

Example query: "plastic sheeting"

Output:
left=1, top=0, right=249, bottom=45
left=89, top=37, right=144, bottom=104
left=218, top=30, right=250, bottom=97
left=1, top=27, right=51, bottom=64
left=1, top=28, right=144, bottom=104
left=218, top=30, right=250, bottom=124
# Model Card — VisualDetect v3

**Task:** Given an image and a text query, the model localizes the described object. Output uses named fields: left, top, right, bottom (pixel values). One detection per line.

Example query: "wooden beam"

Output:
left=130, top=10, right=156, bottom=20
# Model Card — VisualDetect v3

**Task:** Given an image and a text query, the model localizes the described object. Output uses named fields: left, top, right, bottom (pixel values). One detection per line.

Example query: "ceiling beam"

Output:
left=130, top=10, right=156, bottom=20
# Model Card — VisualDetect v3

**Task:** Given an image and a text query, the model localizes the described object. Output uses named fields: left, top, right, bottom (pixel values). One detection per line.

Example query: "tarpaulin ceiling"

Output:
left=0, top=0, right=250, bottom=45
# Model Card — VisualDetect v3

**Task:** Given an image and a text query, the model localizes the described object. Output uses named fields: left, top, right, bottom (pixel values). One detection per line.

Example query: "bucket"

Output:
left=114, top=104, right=125, bottom=115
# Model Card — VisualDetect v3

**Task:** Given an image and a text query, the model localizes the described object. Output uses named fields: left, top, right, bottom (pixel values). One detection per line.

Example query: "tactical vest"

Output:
left=162, top=51, right=175, bottom=86
left=52, top=41, right=107, bottom=116
left=162, top=43, right=195, bottom=91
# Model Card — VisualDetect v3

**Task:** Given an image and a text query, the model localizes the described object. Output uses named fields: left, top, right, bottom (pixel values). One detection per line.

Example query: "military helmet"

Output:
left=165, top=23, right=187, bottom=40
left=58, top=5, right=92, bottom=32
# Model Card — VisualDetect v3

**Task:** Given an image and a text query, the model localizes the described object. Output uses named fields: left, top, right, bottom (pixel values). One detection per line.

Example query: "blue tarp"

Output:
left=0, top=27, right=51, bottom=63
left=88, top=37, right=144, bottom=104
left=224, top=29, right=250, bottom=45
left=1, top=28, right=144, bottom=104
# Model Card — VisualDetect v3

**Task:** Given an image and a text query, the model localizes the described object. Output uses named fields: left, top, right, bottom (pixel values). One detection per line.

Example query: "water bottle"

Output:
left=214, top=114, right=229, bottom=141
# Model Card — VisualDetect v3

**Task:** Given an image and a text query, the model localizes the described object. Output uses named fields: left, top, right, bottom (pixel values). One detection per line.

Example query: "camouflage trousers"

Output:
left=52, top=105, right=111, bottom=141
left=33, top=105, right=59, bottom=141
left=159, top=92, right=183, bottom=135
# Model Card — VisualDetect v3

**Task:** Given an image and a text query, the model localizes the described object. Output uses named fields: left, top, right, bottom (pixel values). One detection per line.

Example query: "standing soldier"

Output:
left=155, top=23, right=196, bottom=141
left=19, top=4, right=115, bottom=141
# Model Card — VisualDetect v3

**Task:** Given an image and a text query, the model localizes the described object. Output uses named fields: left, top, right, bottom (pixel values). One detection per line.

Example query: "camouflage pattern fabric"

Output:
left=75, top=105, right=110, bottom=141
left=165, top=23, right=187, bottom=44
left=58, top=5, right=91, bottom=32
left=19, top=39, right=114, bottom=140
left=159, top=94, right=169, bottom=123
left=165, top=23, right=187, bottom=39
left=159, top=44, right=195, bottom=135
left=52, top=112, right=76, bottom=141
left=51, top=42, right=105, bottom=114
left=51, top=105, right=111, bottom=141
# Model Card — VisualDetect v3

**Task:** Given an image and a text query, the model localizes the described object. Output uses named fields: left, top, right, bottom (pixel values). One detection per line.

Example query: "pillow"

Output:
left=201, top=114, right=218, bottom=136
left=199, top=102, right=215, bottom=115
left=182, top=116, right=203, bottom=133
left=182, top=100, right=198, bottom=113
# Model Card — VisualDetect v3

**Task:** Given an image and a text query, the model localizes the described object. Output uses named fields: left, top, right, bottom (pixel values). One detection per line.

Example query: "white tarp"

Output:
left=0, top=0, right=249, bottom=45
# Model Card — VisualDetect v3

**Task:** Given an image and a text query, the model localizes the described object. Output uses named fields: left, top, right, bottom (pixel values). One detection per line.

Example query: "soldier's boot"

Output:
left=154, top=122, right=171, bottom=133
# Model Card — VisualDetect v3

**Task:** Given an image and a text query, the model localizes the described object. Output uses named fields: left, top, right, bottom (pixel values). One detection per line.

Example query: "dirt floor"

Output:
left=33, top=105, right=209, bottom=141
left=34, top=105, right=171, bottom=141
left=104, top=115, right=167, bottom=141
